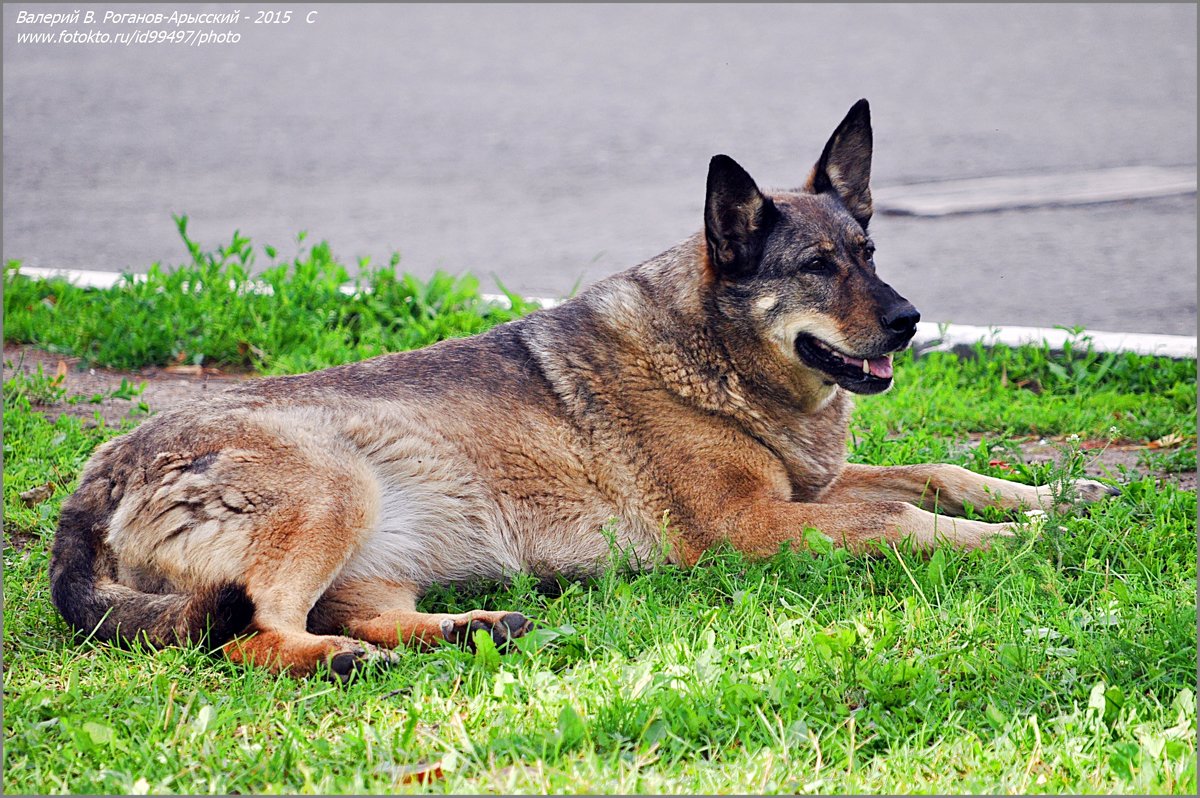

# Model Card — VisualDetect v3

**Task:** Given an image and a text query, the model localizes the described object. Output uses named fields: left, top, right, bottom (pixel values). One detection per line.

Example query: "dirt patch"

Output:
left=3, top=527, right=40, bottom=553
left=3, top=343, right=251, bottom=426
left=964, top=435, right=1195, bottom=492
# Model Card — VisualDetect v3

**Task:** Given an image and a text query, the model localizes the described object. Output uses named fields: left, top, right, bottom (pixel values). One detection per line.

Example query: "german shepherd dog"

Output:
left=50, top=100, right=1117, bottom=679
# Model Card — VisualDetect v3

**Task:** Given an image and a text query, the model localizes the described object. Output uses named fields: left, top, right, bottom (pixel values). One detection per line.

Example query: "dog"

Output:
left=49, top=99, right=1118, bottom=679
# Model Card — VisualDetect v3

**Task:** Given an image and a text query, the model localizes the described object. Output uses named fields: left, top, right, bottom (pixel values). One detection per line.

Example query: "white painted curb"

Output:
left=11, top=266, right=1196, bottom=360
left=910, top=322, right=1195, bottom=360
left=874, top=165, right=1197, bottom=217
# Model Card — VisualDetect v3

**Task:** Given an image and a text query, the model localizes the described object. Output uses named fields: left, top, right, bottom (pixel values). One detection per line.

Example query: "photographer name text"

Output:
left=13, top=8, right=319, bottom=47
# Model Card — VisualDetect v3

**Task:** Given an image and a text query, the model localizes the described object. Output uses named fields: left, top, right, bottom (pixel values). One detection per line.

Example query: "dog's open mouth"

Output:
left=793, top=334, right=896, bottom=394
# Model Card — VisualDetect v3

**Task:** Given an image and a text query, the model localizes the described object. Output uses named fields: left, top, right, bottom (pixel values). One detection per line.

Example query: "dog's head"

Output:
left=703, top=99, right=919, bottom=396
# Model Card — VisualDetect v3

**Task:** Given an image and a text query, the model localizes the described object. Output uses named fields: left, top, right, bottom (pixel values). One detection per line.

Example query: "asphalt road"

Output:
left=4, top=4, right=1196, bottom=334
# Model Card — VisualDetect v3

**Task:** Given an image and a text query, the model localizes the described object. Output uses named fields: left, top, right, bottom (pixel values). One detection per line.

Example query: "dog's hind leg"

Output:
left=222, top=501, right=405, bottom=679
left=309, top=577, right=534, bottom=651
left=819, top=463, right=1118, bottom=517
left=203, top=431, right=402, bottom=680
left=95, top=415, right=400, bottom=680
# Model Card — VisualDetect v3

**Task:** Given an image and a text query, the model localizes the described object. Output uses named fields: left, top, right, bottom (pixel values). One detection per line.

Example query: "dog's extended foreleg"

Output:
left=682, top=499, right=1014, bottom=562
left=819, top=463, right=1118, bottom=517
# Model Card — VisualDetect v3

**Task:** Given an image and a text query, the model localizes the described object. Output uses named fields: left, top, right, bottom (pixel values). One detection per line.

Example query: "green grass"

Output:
left=856, top=342, right=1196, bottom=443
left=3, top=228, right=1196, bottom=794
left=3, top=215, right=538, bottom=375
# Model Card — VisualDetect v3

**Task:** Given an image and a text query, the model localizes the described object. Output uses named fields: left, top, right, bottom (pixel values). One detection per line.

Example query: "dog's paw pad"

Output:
left=329, top=650, right=362, bottom=680
left=500, top=612, right=534, bottom=638
left=441, top=612, right=535, bottom=650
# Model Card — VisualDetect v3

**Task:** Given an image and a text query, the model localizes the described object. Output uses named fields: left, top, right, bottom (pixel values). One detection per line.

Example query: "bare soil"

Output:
left=4, top=343, right=249, bottom=426
left=962, top=435, right=1195, bottom=492
left=4, top=343, right=1194, bottom=491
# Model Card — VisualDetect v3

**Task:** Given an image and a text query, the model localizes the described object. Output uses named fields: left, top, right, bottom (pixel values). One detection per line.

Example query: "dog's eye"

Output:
left=863, top=242, right=876, bottom=260
left=801, top=257, right=831, bottom=273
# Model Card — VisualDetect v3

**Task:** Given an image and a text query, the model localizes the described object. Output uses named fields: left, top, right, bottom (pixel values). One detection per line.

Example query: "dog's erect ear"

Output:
left=805, top=99, right=873, bottom=228
left=704, top=155, right=777, bottom=279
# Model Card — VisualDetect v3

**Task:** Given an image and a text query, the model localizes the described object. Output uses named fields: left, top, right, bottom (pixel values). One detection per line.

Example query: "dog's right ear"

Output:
left=704, top=155, right=777, bottom=279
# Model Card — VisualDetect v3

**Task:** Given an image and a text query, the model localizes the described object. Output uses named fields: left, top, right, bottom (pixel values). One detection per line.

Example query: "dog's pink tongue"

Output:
left=868, top=357, right=893, bottom=379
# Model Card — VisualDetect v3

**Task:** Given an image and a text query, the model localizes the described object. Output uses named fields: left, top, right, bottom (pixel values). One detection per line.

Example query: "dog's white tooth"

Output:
left=862, top=358, right=870, bottom=374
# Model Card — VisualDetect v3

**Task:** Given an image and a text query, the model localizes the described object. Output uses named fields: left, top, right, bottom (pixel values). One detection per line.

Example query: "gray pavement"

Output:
left=3, top=4, right=1196, bottom=334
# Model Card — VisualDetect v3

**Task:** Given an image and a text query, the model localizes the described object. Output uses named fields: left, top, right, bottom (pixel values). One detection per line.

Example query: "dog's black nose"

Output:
left=882, top=303, right=921, bottom=335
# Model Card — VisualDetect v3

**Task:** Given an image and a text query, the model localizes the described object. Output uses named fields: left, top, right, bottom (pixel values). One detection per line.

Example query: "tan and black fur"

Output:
left=49, top=100, right=1117, bottom=679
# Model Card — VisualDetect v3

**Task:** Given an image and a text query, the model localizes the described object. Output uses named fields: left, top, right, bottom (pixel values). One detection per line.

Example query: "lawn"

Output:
left=3, top=228, right=1196, bottom=794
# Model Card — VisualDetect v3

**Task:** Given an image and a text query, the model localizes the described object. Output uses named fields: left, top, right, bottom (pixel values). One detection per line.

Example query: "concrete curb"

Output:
left=873, top=165, right=1197, bottom=217
left=13, top=266, right=1197, bottom=360
left=908, top=322, right=1195, bottom=360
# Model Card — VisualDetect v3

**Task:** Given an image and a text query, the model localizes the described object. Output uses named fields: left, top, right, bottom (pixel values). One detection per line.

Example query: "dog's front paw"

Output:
left=1036, top=478, right=1120, bottom=512
left=1074, top=478, right=1122, bottom=503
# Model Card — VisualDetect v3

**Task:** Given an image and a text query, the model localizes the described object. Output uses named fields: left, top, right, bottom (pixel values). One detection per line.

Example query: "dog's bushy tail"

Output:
left=49, top=475, right=255, bottom=649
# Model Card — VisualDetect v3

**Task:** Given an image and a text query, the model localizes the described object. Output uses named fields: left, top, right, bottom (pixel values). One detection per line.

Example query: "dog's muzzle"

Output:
left=793, top=333, right=901, bottom=395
